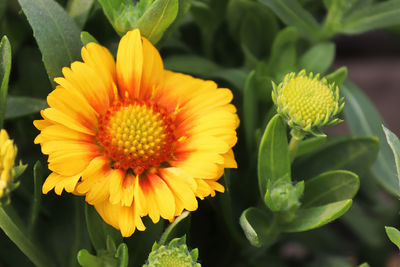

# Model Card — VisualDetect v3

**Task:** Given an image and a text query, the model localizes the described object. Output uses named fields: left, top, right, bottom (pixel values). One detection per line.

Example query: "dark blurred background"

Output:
left=332, top=29, right=400, bottom=136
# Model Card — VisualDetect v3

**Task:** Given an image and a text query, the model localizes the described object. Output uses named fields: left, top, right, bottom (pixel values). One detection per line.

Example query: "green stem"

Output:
left=288, top=136, right=302, bottom=163
left=0, top=205, right=55, bottom=267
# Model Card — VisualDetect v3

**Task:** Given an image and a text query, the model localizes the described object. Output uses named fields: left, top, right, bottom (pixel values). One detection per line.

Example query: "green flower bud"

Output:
left=0, top=129, right=25, bottom=205
left=265, top=180, right=304, bottom=214
left=272, top=70, right=344, bottom=138
left=143, top=236, right=201, bottom=267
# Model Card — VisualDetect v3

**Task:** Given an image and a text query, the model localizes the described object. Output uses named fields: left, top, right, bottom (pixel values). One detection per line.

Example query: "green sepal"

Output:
left=264, top=179, right=304, bottom=213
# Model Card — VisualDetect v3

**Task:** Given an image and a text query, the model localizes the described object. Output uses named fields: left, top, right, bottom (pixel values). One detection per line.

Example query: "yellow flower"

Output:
left=0, top=129, right=17, bottom=199
left=34, top=29, right=239, bottom=237
left=272, top=70, right=343, bottom=138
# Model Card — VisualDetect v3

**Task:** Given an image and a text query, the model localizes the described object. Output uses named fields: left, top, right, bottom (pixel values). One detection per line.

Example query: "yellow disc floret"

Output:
left=272, top=70, right=344, bottom=137
left=97, top=100, right=175, bottom=176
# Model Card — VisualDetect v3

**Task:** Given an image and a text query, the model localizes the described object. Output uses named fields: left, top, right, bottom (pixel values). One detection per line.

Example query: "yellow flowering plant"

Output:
left=1, top=0, right=400, bottom=266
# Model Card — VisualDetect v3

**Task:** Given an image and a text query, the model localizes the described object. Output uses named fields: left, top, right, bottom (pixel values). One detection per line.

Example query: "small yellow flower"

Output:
left=34, top=29, right=239, bottom=237
left=0, top=129, right=17, bottom=199
left=272, top=70, right=344, bottom=138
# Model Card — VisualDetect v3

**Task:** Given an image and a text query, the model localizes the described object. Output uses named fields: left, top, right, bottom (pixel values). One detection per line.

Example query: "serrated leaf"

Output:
left=341, top=0, right=400, bottom=34
left=18, top=0, right=82, bottom=86
left=294, top=137, right=379, bottom=180
left=342, top=81, right=399, bottom=196
left=258, top=114, right=291, bottom=198
left=383, top=126, right=400, bottom=191
left=135, top=0, right=179, bottom=44
left=0, top=36, right=11, bottom=128
left=385, top=226, right=400, bottom=250
left=282, top=199, right=352, bottom=232
left=239, top=207, right=278, bottom=247
left=5, top=96, right=47, bottom=119
left=259, top=0, right=320, bottom=41
left=302, top=170, right=359, bottom=208
left=299, top=42, right=335, bottom=74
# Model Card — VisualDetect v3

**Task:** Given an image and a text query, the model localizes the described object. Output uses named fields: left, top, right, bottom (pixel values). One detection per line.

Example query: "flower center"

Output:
left=278, top=76, right=335, bottom=126
left=97, top=101, right=175, bottom=175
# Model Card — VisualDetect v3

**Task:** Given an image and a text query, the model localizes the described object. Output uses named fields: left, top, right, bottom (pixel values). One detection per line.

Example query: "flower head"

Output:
left=0, top=129, right=17, bottom=200
left=272, top=70, right=343, bottom=138
left=34, top=29, right=239, bottom=237
left=143, top=236, right=201, bottom=267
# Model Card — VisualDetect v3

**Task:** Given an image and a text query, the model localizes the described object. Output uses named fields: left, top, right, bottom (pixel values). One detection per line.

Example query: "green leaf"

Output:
left=299, top=42, right=335, bottom=74
left=115, top=243, right=129, bottom=267
left=67, top=0, right=95, bottom=28
left=302, top=170, right=359, bottom=208
left=239, top=207, right=278, bottom=247
left=258, top=0, right=320, bottom=41
left=342, top=81, right=399, bottom=196
left=5, top=96, right=47, bottom=119
left=385, top=226, right=400, bottom=250
left=258, top=114, right=291, bottom=198
left=282, top=199, right=352, bottom=232
left=325, top=66, right=347, bottom=86
left=341, top=0, right=400, bottom=34
left=164, top=55, right=220, bottom=77
left=294, top=137, right=379, bottom=180
left=158, top=211, right=190, bottom=246
left=0, top=36, right=11, bottom=128
left=383, top=126, right=400, bottom=190
left=0, top=206, right=55, bottom=267
left=160, top=0, right=193, bottom=42
left=18, top=0, right=82, bottom=86
left=237, top=2, right=278, bottom=66
left=77, top=249, right=103, bottom=267
left=266, top=27, right=298, bottom=79
left=29, top=161, right=44, bottom=234
left=136, top=0, right=179, bottom=44
left=296, top=136, right=327, bottom=158
left=80, top=31, right=99, bottom=46
left=85, top=203, right=122, bottom=253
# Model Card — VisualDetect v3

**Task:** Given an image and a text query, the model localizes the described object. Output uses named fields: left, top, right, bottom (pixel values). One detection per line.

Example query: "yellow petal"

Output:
left=81, top=42, right=116, bottom=100
left=116, top=29, right=143, bottom=99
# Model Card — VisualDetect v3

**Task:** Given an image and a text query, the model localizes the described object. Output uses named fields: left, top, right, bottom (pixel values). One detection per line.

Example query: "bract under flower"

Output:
left=34, top=29, right=239, bottom=237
